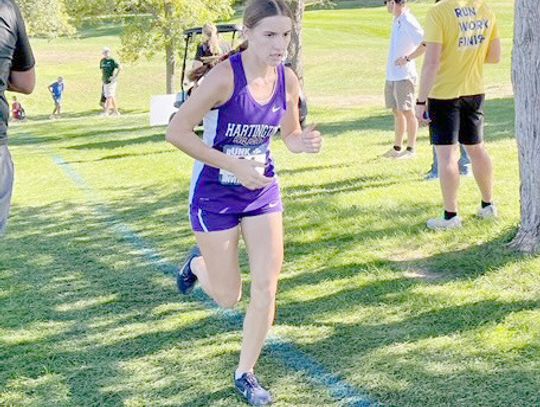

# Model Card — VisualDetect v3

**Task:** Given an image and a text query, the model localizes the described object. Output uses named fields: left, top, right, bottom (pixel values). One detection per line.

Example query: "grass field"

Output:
left=2, top=1, right=539, bottom=406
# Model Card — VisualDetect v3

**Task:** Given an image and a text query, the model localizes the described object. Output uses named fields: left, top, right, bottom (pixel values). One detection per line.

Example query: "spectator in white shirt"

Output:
left=382, top=0, right=424, bottom=159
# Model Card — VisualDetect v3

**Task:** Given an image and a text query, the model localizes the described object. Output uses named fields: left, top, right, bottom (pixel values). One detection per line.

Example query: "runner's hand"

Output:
left=301, top=124, right=322, bottom=153
left=231, top=158, right=273, bottom=190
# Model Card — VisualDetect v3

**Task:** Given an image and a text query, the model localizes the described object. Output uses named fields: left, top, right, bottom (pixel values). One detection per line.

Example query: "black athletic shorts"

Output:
left=428, top=94, right=485, bottom=145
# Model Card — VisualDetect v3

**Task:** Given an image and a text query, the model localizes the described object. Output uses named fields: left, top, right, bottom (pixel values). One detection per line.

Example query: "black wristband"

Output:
left=405, top=56, right=410, bottom=62
left=416, top=100, right=426, bottom=106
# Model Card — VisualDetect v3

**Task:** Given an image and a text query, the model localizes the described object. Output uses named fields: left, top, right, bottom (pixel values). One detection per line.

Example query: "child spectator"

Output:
left=48, top=76, right=64, bottom=119
left=11, top=96, right=25, bottom=121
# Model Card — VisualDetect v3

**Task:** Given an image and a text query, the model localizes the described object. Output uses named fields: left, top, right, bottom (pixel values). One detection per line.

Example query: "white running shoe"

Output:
left=426, top=215, right=462, bottom=230
left=396, top=150, right=416, bottom=160
left=382, top=148, right=403, bottom=158
left=477, top=204, right=498, bottom=219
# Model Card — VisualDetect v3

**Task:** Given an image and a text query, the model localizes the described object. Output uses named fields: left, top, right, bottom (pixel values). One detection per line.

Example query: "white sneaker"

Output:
left=426, top=215, right=462, bottom=230
left=477, top=204, right=498, bottom=219
left=382, top=148, right=403, bottom=158
left=396, top=150, right=416, bottom=160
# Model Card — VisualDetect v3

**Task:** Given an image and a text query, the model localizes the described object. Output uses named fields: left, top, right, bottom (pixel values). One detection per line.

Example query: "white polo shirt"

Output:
left=386, top=9, right=424, bottom=81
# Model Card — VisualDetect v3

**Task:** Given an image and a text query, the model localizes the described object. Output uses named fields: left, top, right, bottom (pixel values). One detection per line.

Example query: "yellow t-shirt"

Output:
left=424, top=0, right=499, bottom=99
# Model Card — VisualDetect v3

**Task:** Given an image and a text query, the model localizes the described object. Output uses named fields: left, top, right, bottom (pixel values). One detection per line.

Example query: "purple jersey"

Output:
left=189, top=52, right=287, bottom=215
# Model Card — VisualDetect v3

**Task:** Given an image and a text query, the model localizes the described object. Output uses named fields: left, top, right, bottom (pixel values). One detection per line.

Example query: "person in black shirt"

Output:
left=193, top=23, right=229, bottom=67
left=0, top=0, right=36, bottom=236
left=186, top=24, right=230, bottom=94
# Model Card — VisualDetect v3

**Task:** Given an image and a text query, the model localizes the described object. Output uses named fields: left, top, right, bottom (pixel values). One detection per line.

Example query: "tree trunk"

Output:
left=164, top=1, right=176, bottom=94
left=287, top=0, right=305, bottom=90
left=165, top=42, right=176, bottom=94
left=509, top=0, right=540, bottom=253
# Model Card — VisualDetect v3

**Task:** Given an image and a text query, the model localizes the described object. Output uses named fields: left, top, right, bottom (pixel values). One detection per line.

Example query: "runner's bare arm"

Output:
left=280, top=67, right=322, bottom=154
left=166, top=61, right=272, bottom=190
left=167, top=62, right=237, bottom=168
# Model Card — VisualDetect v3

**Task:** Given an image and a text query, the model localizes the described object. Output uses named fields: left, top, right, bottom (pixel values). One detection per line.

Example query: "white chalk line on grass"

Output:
left=49, top=152, right=378, bottom=407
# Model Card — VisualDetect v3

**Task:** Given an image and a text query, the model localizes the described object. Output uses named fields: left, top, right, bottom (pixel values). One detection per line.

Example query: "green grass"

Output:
left=2, top=1, right=539, bottom=406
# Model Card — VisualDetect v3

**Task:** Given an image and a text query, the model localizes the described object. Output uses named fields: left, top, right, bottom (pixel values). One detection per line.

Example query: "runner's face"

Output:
left=245, top=16, right=292, bottom=66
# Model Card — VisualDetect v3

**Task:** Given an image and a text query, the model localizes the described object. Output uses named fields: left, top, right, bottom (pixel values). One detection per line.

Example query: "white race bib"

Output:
left=219, top=145, right=267, bottom=185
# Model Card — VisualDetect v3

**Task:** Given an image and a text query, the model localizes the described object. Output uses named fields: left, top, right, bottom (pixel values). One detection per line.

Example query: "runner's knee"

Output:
left=250, top=285, right=277, bottom=310
left=214, top=287, right=241, bottom=309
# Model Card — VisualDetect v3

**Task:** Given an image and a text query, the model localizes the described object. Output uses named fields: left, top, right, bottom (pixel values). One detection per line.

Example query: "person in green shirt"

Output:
left=99, top=47, right=120, bottom=116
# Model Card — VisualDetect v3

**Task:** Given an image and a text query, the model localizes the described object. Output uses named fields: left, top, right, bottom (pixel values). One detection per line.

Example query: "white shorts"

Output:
left=0, top=144, right=14, bottom=236
left=103, top=81, right=117, bottom=98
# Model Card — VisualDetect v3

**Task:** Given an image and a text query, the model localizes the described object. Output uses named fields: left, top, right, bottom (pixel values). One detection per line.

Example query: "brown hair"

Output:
left=188, top=0, right=293, bottom=83
left=243, top=0, right=293, bottom=29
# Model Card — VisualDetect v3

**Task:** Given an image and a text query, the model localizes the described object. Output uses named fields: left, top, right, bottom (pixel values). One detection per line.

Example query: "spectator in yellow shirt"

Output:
left=415, top=0, right=501, bottom=230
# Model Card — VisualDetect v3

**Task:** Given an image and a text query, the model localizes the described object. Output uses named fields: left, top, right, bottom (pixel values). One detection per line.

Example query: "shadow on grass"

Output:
left=7, top=133, right=64, bottom=146
left=64, top=149, right=172, bottom=164
left=279, top=224, right=523, bottom=320
left=278, top=161, right=356, bottom=177
left=0, top=95, right=526, bottom=405
left=484, top=97, right=515, bottom=142
left=282, top=173, right=401, bottom=199
left=9, top=111, right=149, bottom=147
left=26, top=109, right=142, bottom=123
left=317, top=111, right=392, bottom=136
left=394, top=227, right=520, bottom=280
left=0, top=194, right=247, bottom=405
left=1, top=187, right=533, bottom=405
left=177, top=388, right=241, bottom=407
left=66, top=132, right=165, bottom=150
left=316, top=97, right=514, bottom=140
left=275, top=223, right=537, bottom=404
left=9, top=97, right=512, bottom=152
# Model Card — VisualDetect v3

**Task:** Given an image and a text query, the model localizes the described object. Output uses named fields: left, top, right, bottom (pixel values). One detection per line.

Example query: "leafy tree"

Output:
left=18, top=0, right=75, bottom=38
left=61, top=0, right=232, bottom=94
left=115, top=0, right=233, bottom=94
left=64, top=0, right=116, bottom=23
